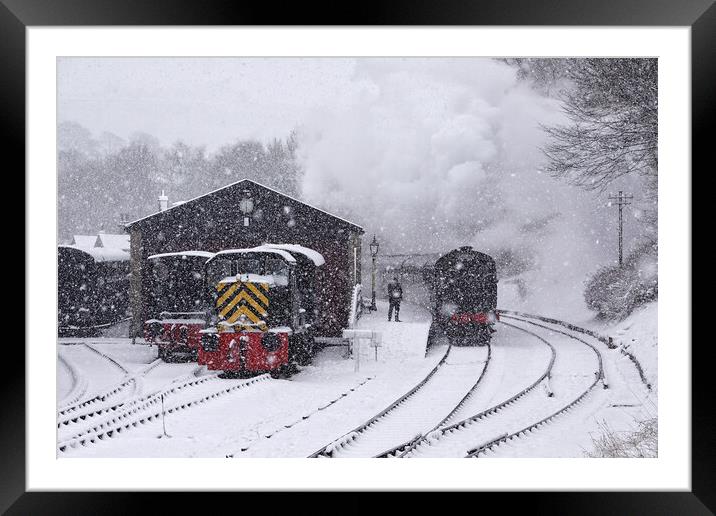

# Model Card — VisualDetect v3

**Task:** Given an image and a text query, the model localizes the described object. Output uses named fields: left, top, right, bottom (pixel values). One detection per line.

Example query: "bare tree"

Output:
left=57, top=121, right=305, bottom=239
left=500, top=58, right=574, bottom=96
left=541, top=58, right=657, bottom=192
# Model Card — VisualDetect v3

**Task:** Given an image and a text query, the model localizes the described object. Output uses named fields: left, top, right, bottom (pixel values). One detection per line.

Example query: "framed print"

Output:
left=6, top=0, right=710, bottom=512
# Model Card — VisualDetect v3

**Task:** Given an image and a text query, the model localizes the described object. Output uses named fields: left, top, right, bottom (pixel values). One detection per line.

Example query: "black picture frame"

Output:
left=5, top=0, right=709, bottom=512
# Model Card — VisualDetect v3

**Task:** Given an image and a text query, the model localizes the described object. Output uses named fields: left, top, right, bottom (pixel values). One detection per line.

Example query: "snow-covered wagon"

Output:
left=57, top=244, right=130, bottom=336
left=142, top=250, right=214, bottom=361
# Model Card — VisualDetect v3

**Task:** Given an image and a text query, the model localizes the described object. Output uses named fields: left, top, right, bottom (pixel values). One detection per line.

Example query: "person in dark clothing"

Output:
left=387, top=276, right=403, bottom=322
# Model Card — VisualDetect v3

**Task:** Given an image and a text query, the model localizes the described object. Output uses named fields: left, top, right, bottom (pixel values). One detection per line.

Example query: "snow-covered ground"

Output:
left=588, top=301, right=658, bottom=394
left=57, top=300, right=657, bottom=458
left=57, top=353, right=76, bottom=403
left=487, top=302, right=658, bottom=458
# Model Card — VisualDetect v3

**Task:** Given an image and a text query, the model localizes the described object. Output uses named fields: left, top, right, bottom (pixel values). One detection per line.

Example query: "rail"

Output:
left=463, top=314, right=605, bottom=458
left=308, top=342, right=452, bottom=458
left=498, top=309, right=650, bottom=390
left=401, top=320, right=558, bottom=458
left=376, top=342, right=493, bottom=458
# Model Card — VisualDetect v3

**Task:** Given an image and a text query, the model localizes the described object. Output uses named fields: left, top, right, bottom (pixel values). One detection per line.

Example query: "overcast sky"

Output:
left=58, top=57, right=360, bottom=149
left=58, top=57, right=649, bottom=311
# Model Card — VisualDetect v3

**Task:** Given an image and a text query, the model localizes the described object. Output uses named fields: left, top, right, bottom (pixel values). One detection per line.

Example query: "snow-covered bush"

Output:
left=584, top=240, right=657, bottom=320
left=586, top=418, right=657, bottom=458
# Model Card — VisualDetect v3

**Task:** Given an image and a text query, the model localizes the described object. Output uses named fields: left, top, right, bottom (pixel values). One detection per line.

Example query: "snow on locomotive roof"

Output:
left=263, top=244, right=325, bottom=266
left=58, top=244, right=130, bottom=263
left=148, top=250, right=215, bottom=260
left=210, top=246, right=297, bottom=263
left=218, top=273, right=289, bottom=287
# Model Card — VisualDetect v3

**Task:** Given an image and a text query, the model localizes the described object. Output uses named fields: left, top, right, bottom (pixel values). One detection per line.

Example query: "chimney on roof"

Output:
left=158, top=190, right=168, bottom=212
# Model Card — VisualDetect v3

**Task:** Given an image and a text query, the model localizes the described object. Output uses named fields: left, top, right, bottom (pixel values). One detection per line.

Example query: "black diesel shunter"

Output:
left=57, top=245, right=130, bottom=336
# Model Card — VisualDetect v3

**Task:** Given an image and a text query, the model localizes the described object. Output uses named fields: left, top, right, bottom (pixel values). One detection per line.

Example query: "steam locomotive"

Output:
left=58, top=245, right=130, bottom=336
left=427, top=246, right=498, bottom=345
left=199, top=244, right=324, bottom=377
left=143, top=251, right=215, bottom=361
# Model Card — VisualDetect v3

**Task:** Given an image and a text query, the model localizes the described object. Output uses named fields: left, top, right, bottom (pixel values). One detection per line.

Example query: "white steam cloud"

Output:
left=297, top=58, right=623, bottom=316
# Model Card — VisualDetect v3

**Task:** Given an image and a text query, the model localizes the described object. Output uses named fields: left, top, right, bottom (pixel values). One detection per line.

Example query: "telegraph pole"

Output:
left=608, top=191, right=633, bottom=267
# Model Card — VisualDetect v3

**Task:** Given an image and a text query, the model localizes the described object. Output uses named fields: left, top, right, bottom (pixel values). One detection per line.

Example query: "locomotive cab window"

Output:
left=234, top=257, right=262, bottom=276
left=263, top=257, right=289, bottom=286
left=206, top=257, right=234, bottom=285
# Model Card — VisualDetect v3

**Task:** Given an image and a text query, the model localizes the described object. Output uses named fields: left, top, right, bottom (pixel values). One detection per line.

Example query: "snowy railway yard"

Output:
left=56, top=300, right=657, bottom=459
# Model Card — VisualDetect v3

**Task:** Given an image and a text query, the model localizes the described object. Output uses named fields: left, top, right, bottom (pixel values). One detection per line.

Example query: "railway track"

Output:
left=308, top=342, right=453, bottom=457
left=58, top=341, right=193, bottom=423
left=400, top=315, right=605, bottom=458
left=58, top=344, right=227, bottom=440
left=394, top=320, right=556, bottom=458
left=57, top=360, right=208, bottom=431
left=226, top=375, right=375, bottom=457
left=309, top=338, right=493, bottom=458
left=56, top=310, right=635, bottom=458
left=463, top=314, right=607, bottom=457
left=500, top=309, right=651, bottom=390
left=374, top=342, right=493, bottom=458
left=57, top=350, right=89, bottom=408
left=57, top=343, right=137, bottom=418
left=58, top=372, right=271, bottom=454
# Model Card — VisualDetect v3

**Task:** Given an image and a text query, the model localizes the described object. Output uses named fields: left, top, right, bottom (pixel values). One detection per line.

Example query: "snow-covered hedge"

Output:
left=586, top=418, right=657, bottom=458
left=584, top=240, right=657, bottom=320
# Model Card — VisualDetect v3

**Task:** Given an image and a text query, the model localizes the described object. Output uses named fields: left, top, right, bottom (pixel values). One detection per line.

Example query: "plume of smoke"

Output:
left=297, top=58, right=620, bottom=316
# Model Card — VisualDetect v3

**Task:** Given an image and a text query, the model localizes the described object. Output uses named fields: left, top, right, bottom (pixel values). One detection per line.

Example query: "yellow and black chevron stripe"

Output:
left=216, top=281, right=270, bottom=331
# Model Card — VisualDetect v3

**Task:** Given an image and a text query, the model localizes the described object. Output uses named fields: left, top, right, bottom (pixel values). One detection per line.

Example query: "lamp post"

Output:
left=369, top=235, right=379, bottom=311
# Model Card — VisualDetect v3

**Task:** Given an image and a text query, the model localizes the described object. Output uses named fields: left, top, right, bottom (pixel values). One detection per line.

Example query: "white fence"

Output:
left=342, top=329, right=382, bottom=371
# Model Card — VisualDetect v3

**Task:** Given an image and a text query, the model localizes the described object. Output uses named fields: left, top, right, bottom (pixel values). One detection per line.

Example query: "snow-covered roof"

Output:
left=209, top=246, right=297, bottom=263
left=148, top=250, right=215, bottom=260
left=71, top=235, right=96, bottom=248
left=95, top=233, right=130, bottom=250
left=218, top=273, right=289, bottom=287
left=59, top=244, right=130, bottom=263
left=263, top=243, right=325, bottom=266
left=124, top=178, right=363, bottom=232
